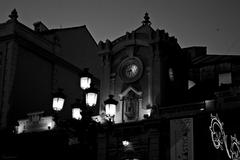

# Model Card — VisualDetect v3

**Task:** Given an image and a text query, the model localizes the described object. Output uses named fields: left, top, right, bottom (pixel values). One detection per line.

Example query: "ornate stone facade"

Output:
left=98, top=13, right=188, bottom=123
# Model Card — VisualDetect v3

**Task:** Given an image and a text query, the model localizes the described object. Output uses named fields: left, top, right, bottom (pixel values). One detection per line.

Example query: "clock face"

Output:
left=125, top=64, right=139, bottom=78
left=119, top=57, right=143, bottom=83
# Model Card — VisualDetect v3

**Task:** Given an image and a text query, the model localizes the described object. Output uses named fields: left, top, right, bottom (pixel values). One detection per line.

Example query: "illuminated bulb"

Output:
left=72, top=108, right=82, bottom=120
left=80, top=77, right=91, bottom=90
left=86, top=92, right=97, bottom=107
left=122, top=140, right=130, bottom=146
left=52, top=97, right=65, bottom=111
left=105, top=104, right=116, bottom=117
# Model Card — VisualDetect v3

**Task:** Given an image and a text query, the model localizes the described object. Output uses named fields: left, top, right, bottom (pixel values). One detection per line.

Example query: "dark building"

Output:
left=96, top=13, right=240, bottom=160
left=0, top=9, right=100, bottom=159
left=0, top=9, right=100, bottom=128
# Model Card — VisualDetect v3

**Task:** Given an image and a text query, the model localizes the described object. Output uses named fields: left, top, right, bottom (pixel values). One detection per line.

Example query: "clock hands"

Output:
left=119, top=57, right=143, bottom=83
left=126, top=64, right=138, bottom=78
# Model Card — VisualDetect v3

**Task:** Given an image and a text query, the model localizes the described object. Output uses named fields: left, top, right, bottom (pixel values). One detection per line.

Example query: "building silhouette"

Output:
left=0, top=9, right=240, bottom=160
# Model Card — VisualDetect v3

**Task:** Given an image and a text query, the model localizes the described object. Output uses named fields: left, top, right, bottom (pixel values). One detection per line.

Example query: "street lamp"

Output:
left=85, top=84, right=98, bottom=107
left=52, top=88, right=66, bottom=112
left=71, top=98, right=82, bottom=120
left=80, top=68, right=92, bottom=90
left=104, top=95, right=118, bottom=122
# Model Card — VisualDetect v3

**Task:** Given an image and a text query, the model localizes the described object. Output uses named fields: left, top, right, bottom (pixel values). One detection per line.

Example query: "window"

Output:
left=218, top=72, right=232, bottom=86
left=188, top=80, right=196, bottom=89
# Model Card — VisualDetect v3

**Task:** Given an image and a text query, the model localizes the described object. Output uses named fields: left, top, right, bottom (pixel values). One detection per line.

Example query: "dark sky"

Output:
left=1, top=0, right=240, bottom=54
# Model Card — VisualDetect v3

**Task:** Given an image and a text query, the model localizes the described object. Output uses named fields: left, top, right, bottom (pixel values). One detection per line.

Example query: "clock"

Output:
left=119, top=57, right=143, bottom=83
left=125, top=64, right=138, bottom=78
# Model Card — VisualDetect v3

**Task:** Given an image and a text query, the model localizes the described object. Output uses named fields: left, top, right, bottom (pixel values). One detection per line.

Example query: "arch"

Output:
left=119, top=86, right=143, bottom=99
left=119, top=86, right=143, bottom=122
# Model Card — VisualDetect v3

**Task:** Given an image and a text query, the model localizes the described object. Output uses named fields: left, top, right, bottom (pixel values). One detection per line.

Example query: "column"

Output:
left=148, top=129, right=160, bottom=160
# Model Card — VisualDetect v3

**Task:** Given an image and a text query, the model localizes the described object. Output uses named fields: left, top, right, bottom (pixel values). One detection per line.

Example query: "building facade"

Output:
left=98, top=13, right=188, bottom=124
left=0, top=9, right=101, bottom=159
left=96, top=13, right=240, bottom=160
left=0, top=9, right=100, bottom=130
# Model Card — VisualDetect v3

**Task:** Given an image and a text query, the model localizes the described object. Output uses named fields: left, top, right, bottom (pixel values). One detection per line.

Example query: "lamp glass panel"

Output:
left=72, top=108, right=82, bottom=120
left=80, top=77, right=91, bottom=90
left=52, top=97, right=64, bottom=111
left=218, top=72, right=232, bottom=86
left=105, top=104, right=116, bottom=117
left=86, top=92, right=97, bottom=107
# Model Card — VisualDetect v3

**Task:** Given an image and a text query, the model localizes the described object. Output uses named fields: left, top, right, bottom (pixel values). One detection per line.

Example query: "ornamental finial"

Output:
left=142, top=12, right=151, bottom=26
left=9, top=9, right=18, bottom=20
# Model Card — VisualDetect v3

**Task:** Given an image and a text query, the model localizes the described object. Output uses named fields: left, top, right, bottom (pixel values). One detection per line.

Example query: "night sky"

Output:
left=1, top=0, right=240, bottom=54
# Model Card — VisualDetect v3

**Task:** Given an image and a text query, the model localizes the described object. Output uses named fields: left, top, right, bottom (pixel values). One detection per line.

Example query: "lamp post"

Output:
left=79, top=68, right=98, bottom=120
left=46, top=69, right=99, bottom=158
left=77, top=70, right=99, bottom=159
left=104, top=95, right=118, bottom=122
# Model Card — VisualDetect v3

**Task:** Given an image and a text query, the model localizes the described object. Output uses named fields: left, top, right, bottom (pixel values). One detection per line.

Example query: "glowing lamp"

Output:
left=85, top=84, right=98, bottom=107
left=80, top=68, right=92, bottom=90
left=52, top=88, right=66, bottom=111
left=104, top=95, right=118, bottom=117
left=71, top=99, right=82, bottom=120
left=122, top=140, right=130, bottom=147
left=72, top=108, right=82, bottom=120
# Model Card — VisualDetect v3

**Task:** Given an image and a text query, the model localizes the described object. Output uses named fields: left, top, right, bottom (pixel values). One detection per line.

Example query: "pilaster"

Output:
left=148, top=129, right=160, bottom=160
left=0, top=40, right=19, bottom=128
left=97, top=133, right=107, bottom=160
left=98, top=40, right=112, bottom=111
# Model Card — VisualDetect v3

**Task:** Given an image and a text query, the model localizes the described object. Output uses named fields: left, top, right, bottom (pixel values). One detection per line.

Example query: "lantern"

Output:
left=52, top=88, right=66, bottom=111
left=80, top=68, right=92, bottom=90
left=104, top=95, right=118, bottom=117
left=85, top=84, right=98, bottom=107
left=71, top=99, right=82, bottom=120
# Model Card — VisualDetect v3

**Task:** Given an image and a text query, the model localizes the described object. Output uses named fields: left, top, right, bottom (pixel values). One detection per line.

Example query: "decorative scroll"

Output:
left=209, top=114, right=240, bottom=160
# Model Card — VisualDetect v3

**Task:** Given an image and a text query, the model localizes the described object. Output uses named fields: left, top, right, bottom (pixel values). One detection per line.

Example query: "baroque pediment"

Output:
left=119, top=86, right=142, bottom=99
